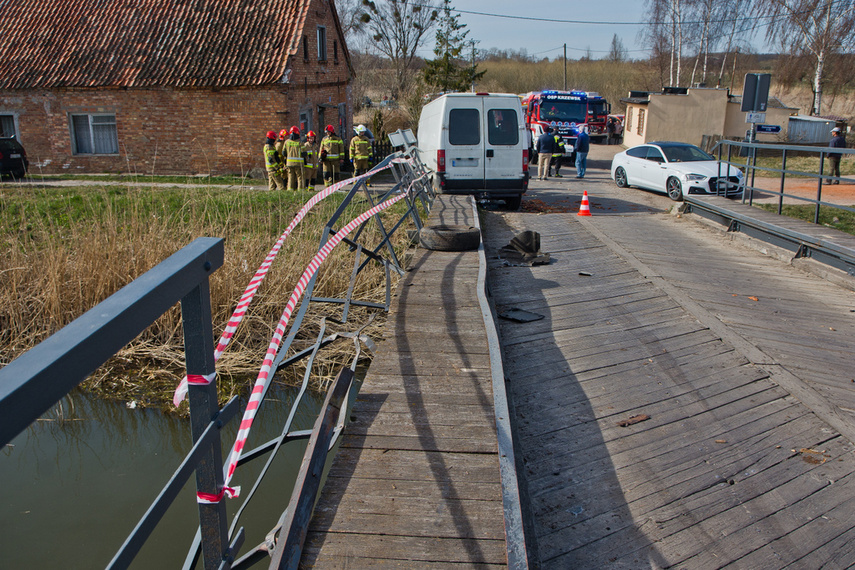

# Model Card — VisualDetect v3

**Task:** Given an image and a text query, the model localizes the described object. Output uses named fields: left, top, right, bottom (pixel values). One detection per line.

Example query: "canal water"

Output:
left=0, top=385, right=331, bottom=568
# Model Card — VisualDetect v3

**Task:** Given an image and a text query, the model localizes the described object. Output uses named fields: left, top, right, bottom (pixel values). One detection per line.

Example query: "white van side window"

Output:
left=488, top=109, right=519, bottom=146
left=449, top=109, right=480, bottom=145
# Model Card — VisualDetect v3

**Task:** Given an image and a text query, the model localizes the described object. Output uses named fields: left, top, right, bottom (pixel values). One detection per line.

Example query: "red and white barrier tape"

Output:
left=172, top=161, right=410, bottom=407
left=220, top=173, right=425, bottom=491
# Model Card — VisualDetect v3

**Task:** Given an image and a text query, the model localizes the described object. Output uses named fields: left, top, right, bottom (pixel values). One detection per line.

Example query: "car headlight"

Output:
left=683, top=173, right=706, bottom=181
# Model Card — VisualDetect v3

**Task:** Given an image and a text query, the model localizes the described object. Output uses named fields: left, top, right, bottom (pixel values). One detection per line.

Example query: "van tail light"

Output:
left=522, top=149, right=529, bottom=173
left=437, top=149, right=446, bottom=173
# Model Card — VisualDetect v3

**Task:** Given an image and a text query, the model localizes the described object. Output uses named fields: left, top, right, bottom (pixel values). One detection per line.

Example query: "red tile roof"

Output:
left=0, top=0, right=327, bottom=89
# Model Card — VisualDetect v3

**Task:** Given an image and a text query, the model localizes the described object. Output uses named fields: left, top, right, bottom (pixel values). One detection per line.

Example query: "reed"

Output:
left=0, top=183, right=411, bottom=411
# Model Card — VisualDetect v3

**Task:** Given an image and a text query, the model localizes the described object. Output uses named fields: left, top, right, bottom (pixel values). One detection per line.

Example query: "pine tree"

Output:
left=422, top=0, right=485, bottom=92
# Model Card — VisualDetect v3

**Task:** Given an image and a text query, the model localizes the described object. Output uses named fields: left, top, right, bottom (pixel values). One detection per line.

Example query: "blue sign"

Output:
left=756, top=124, right=781, bottom=133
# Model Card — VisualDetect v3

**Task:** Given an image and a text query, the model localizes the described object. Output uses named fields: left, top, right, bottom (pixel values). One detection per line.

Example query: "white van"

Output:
left=417, top=93, right=529, bottom=210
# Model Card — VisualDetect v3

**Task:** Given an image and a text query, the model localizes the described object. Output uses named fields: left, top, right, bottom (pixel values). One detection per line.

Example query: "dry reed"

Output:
left=0, top=183, right=412, bottom=412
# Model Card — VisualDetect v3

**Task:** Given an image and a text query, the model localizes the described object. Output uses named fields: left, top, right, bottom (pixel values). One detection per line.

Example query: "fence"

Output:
left=714, top=139, right=855, bottom=224
left=0, top=143, right=435, bottom=569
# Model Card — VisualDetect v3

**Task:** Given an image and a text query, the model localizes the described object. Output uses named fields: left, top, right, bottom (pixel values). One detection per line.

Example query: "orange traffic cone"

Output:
left=577, top=190, right=592, bottom=216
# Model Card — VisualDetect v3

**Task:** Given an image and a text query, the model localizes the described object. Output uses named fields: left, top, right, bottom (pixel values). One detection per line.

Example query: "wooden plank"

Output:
left=326, top=448, right=501, bottom=483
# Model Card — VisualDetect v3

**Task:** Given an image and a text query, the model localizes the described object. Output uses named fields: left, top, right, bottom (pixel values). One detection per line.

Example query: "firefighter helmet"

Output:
left=278, top=129, right=287, bottom=139
left=355, top=124, right=367, bottom=134
left=266, top=130, right=277, bottom=139
left=289, top=126, right=300, bottom=135
left=307, top=130, right=316, bottom=138
left=325, top=124, right=336, bottom=133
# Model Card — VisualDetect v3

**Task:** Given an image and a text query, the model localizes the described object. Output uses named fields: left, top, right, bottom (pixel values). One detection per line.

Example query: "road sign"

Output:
left=756, top=124, right=781, bottom=133
left=742, top=73, right=771, bottom=112
left=746, top=112, right=767, bottom=123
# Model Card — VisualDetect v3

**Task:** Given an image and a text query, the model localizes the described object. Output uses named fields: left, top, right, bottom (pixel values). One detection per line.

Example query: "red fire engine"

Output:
left=521, top=90, right=611, bottom=155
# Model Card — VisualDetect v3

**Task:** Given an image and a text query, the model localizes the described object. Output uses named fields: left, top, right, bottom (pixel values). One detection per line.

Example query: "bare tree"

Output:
left=607, top=34, right=628, bottom=63
left=336, top=0, right=370, bottom=41
left=758, top=0, right=855, bottom=115
left=360, top=0, right=440, bottom=98
left=642, top=0, right=685, bottom=86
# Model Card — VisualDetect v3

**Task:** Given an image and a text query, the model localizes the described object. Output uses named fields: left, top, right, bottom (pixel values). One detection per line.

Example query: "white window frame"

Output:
left=70, top=113, right=119, bottom=155
left=317, top=26, right=327, bottom=61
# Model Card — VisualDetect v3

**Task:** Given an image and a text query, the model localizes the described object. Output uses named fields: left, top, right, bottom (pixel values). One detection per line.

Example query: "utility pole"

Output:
left=563, top=44, right=567, bottom=90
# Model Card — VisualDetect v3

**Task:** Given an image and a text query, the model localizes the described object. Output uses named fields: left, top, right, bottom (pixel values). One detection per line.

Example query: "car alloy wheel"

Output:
left=615, top=167, right=628, bottom=188
left=666, top=177, right=683, bottom=201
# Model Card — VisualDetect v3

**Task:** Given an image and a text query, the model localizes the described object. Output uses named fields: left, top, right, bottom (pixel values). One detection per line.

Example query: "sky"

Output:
left=415, top=1, right=769, bottom=60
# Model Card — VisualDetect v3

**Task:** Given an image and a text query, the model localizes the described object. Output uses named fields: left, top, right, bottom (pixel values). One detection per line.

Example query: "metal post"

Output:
left=816, top=152, right=825, bottom=224
left=563, top=44, right=567, bottom=91
left=181, top=281, right=230, bottom=570
left=778, top=149, right=787, bottom=215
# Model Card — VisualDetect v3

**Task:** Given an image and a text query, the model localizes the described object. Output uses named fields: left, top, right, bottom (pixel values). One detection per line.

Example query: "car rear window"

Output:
left=626, top=146, right=647, bottom=159
left=0, top=139, right=23, bottom=152
left=487, top=109, right=519, bottom=146
left=449, top=109, right=480, bottom=145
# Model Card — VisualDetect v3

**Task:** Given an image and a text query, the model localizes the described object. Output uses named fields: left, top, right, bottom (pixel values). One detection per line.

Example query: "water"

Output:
left=0, top=386, right=327, bottom=569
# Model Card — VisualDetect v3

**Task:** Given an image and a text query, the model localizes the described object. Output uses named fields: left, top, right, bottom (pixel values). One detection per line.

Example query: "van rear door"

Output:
left=484, top=104, right=522, bottom=188
left=444, top=106, right=485, bottom=187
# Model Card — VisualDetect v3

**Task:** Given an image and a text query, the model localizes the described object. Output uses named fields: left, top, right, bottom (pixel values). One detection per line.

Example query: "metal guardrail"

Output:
left=684, top=140, right=855, bottom=276
left=0, top=146, right=436, bottom=569
left=714, top=140, right=855, bottom=223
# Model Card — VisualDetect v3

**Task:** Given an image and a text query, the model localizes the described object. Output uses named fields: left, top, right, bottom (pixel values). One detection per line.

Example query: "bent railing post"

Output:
left=268, top=368, right=355, bottom=570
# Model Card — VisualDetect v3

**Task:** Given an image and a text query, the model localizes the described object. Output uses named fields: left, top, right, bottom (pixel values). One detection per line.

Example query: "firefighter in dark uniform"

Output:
left=283, top=126, right=305, bottom=191
left=320, top=124, right=344, bottom=187
left=264, top=130, right=285, bottom=191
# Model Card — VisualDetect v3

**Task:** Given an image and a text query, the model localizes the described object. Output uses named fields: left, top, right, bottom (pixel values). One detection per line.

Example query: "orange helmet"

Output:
left=325, top=124, right=335, bottom=133
left=266, top=130, right=277, bottom=139
left=278, top=129, right=287, bottom=139
left=289, top=126, right=300, bottom=135
left=307, top=130, right=316, bottom=138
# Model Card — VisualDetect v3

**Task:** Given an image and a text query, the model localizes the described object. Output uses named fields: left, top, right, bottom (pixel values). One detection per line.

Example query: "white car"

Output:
left=610, top=141, right=743, bottom=201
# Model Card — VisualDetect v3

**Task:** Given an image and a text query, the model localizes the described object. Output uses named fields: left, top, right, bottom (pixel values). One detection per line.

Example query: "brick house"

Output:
left=0, top=0, right=354, bottom=175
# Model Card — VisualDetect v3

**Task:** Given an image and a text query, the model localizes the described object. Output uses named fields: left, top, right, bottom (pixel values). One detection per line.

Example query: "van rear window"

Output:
left=449, top=109, right=480, bottom=145
left=488, top=109, right=519, bottom=145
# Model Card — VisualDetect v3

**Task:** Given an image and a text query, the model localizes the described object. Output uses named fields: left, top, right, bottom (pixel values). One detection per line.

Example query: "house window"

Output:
left=303, top=35, right=309, bottom=61
left=626, top=107, right=633, bottom=135
left=0, top=114, right=16, bottom=137
left=637, top=109, right=645, bottom=136
left=334, top=40, right=338, bottom=63
left=317, top=26, right=327, bottom=61
left=300, top=111, right=310, bottom=134
left=71, top=114, right=119, bottom=154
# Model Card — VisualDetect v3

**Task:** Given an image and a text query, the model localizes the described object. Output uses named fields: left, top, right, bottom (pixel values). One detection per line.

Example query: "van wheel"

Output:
left=502, top=195, right=522, bottom=211
left=419, top=225, right=481, bottom=251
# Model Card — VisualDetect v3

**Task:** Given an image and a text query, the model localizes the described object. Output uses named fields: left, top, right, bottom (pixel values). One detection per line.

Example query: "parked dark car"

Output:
left=0, top=137, right=28, bottom=179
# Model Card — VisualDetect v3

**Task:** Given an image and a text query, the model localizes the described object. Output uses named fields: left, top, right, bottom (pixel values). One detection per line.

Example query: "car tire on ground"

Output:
left=419, top=225, right=481, bottom=251
left=614, top=167, right=629, bottom=188
left=666, top=177, right=683, bottom=201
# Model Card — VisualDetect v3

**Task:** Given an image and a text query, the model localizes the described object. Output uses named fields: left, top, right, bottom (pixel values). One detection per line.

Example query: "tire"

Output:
left=419, top=225, right=481, bottom=251
left=614, top=167, right=628, bottom=188
left=666, top=177, right=684, bottom=201
left=501, top=195, right=522, bottom=211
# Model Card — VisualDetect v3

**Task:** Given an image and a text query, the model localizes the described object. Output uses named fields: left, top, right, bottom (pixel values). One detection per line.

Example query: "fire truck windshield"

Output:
left=538, top=100, right=586, bottom=124
left=589, top=101, right=608, bottom=118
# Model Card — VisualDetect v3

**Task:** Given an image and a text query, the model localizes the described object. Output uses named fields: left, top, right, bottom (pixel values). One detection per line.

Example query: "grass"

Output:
left=756, top=203, right=855, bottom=235
left=0, top=183, right=413, bottom=412
left=23, top=172, right=255, bottom=185
left=726, top=155, right=855, bottom=179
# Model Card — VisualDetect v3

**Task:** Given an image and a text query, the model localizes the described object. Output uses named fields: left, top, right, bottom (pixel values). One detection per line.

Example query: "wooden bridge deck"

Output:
left=483, top=204, right=855, bottom=568
left=302, top=195, right=508, bottom=568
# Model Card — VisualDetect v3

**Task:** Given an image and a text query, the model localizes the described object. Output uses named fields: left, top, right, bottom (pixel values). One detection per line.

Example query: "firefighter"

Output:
left=263, top=130, right=285, bottom=191
left=320, top=124, right=344, bottom=187
left=275, top=129, right=287, bottom=157
left=550, top=134, right=565, bottom=178
left=350, top=124, right=373, bottom=182
left=283, top=126, right=305, bottom=190
left=303, top=130, right=319, bottom=191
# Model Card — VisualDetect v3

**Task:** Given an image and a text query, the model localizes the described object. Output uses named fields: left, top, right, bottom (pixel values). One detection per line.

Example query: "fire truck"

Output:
left=521, top=90, right=611, bottom=157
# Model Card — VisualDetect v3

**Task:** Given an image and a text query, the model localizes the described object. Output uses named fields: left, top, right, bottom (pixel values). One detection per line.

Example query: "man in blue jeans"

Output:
left=575, top=126, right=590, bottom=178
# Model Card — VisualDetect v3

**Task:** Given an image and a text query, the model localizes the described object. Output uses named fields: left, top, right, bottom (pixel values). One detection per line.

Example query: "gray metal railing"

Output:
left=0, top=146, right=435, bottom=569
left=715, top=140, right=855, bottom=223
